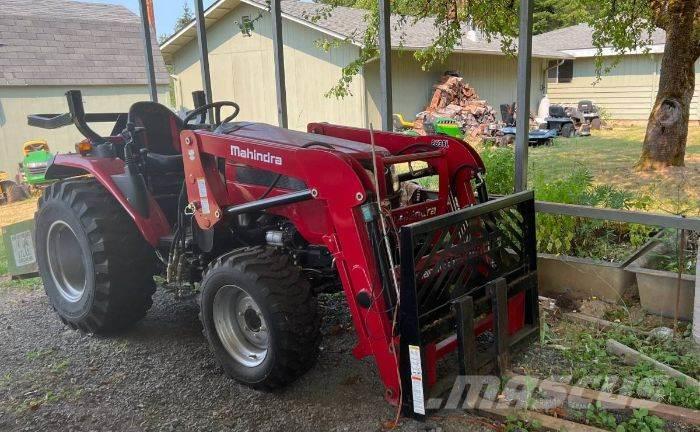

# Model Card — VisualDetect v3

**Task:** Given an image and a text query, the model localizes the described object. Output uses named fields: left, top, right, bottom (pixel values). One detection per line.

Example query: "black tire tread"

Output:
left=200, top=246, right=320, bottom=390
left=37, top=179, right=156, bottom=333
left=7, top=183, right=27, bottom=203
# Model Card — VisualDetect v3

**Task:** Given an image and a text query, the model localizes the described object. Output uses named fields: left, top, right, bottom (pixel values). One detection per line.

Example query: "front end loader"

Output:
left=29, top=90, right=539, bottom=416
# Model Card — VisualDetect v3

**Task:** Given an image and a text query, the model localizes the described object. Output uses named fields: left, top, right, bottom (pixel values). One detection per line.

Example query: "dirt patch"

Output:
left=0, top=196, right=38, bottom=230
left=0, top=287, right=497, bottom=432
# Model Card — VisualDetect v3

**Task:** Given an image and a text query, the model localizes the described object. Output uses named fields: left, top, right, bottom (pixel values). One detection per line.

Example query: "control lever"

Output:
left=112, top=122, right=150, bottom=217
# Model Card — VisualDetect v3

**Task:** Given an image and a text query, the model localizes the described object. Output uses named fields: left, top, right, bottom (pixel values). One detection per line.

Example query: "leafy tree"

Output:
left=317, top=0, right=591, bottom=34
left=174, top=1, right=195, bottom=32
left=531, top=0, right=589, bottom=34
left=316, top=0, right=699, bottom=169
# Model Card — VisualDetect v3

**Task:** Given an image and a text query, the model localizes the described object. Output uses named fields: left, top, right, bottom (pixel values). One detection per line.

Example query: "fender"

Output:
left=45, top=154, right=171, bottom=247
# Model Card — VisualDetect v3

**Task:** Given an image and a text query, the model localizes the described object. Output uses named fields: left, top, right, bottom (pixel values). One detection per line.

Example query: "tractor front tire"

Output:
left=35, top=179, right=156, bottom=334
left=200, top=247, right=320, bottom=390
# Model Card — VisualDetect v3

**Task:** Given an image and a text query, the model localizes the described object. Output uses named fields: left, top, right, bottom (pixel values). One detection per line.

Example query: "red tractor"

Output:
left=29, top=90, right=539, bottom=416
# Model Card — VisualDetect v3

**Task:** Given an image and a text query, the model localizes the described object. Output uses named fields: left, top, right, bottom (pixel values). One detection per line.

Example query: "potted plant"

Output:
left=626, top=231, right=697, bottom=320
left=532, top=169, right=659, bottom=303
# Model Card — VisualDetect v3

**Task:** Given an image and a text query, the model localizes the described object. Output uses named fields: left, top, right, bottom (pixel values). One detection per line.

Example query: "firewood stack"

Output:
left=413, top=74, right=498, bottom=138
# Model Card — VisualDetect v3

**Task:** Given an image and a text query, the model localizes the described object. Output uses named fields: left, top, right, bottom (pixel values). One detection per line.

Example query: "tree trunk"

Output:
left=637, top=2, right=699, bottom=170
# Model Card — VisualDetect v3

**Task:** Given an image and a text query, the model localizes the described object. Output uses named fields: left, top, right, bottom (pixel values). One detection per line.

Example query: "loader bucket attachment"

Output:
left=398, top=191, right=539, bottom=417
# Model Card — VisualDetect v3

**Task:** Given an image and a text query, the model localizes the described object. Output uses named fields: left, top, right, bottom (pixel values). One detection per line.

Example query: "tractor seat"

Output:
left=145, top=152, right=183, bottom=173
left=128, top=102, right=185, bottom=173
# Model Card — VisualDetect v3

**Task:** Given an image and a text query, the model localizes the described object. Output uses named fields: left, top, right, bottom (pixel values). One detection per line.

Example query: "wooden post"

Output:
left=694, top=245, right=700, bottom=344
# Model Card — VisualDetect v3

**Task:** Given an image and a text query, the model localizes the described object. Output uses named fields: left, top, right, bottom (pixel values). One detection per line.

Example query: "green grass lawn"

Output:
left=527, top=126, right=700, bottom=215
left=0, top=235, right=7, bottom=276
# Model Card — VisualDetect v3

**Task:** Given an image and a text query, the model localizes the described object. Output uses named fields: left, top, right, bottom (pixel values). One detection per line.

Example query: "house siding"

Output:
left=0, top=85, right=169, bottom=175
left=363, top=52, right=547, bottom=126
left=170, top=4, right=366, bottom=132
left=547, top=54, right=700, bottom=121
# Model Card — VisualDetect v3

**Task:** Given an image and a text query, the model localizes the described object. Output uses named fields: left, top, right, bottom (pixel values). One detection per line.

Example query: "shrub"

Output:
left=480, top=145, right=515, bottom=195
left=532, top=167, right=654, bottom=261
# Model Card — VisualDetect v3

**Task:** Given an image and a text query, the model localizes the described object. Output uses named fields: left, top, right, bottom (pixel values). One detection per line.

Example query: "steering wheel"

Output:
left=183, top=101, right=240, bottom=128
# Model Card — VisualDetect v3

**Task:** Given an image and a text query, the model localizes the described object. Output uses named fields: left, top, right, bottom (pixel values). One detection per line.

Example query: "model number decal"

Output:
left=431, top=139, right=449, bottom=149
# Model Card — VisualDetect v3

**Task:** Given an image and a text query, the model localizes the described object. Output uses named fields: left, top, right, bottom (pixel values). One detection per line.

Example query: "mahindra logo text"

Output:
left=230, top=145, right=283, bottom=166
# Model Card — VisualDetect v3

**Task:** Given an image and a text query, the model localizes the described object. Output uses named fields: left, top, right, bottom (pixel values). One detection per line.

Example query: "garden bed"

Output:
left=627, top=231, right=697, bottom=320
left=510, top=296, right=699, bottom=432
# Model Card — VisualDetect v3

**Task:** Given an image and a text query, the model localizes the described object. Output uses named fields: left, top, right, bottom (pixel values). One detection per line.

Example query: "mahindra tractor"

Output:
left=29, top=90, right=539, bottom=416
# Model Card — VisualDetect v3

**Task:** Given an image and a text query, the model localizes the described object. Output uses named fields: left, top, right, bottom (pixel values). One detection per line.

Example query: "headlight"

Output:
left=26, top=162, right=48, bottom=169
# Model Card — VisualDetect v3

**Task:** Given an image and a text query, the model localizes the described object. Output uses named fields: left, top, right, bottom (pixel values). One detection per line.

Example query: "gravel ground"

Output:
left=0, top=286, right=497, bottom=432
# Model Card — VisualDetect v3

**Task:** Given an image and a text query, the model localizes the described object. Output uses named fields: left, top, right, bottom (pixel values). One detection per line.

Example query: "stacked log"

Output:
left=413, top=74, right=498, bottom=139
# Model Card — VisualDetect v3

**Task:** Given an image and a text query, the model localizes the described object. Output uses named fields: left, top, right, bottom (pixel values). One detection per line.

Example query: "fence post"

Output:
left=694, top=247, right=700, bottom=344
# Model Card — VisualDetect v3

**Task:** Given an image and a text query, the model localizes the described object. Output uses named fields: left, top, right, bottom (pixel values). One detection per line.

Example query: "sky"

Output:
left=79, top=0, right=217, bottom=39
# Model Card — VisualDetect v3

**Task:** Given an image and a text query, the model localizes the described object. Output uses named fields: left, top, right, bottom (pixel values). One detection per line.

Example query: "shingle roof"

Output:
left=0, top=0, right=169, bottom=87
left=160, top=0, right=569, bottom=60
left=532, top=23, right=666, bottom=52
left=278, top=0, right=567, bottom=57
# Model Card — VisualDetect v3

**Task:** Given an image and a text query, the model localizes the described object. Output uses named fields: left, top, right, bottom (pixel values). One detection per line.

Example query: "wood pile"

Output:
left=413, top=74, right=498, bottom=138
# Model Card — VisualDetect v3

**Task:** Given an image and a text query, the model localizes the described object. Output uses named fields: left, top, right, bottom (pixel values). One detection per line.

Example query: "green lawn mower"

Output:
left=393, top=113, right=464, bottom=139
left=19, top=140, right=54, bottom=188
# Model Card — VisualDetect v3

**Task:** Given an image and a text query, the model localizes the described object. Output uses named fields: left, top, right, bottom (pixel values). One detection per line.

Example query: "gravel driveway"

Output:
left=0, top=286, right=496, bottom=432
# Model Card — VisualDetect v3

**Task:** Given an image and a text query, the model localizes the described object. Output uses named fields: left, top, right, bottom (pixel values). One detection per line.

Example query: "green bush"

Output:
left=533, top=168, right=654, bottom=261
left=477, top=146, right=655, bottom=261
left=480, top=145, right=515, bottom=195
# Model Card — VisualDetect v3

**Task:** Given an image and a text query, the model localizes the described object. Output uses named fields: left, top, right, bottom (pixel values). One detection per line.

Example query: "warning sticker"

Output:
left=200, top=198, right=211, bottom=215
left=10, top=230, right=36, bottom=267
left=409, top=345, right=425, bottom=415
left=196, top=178, right=208, bottom=198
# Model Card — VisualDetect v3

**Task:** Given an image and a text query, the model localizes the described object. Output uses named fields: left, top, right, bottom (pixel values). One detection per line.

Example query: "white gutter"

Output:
left=561, top=44, right=665, bottom=58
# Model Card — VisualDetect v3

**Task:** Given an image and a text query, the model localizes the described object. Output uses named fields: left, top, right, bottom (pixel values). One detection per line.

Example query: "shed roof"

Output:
left=0, top=0, right=169, bottom=87
left=160, top=0, right=570, bottom=62
left=532, top=23, right=666, bottom=53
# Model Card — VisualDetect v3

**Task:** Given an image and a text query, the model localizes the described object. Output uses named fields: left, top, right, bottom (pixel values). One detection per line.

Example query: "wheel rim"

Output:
left=46, top=221, right=87, bottom=303
left=213, top=285, right=269, bottom=367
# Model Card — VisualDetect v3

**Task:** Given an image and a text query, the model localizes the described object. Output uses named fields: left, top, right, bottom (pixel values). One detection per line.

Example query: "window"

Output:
left=547, top=59, right=574, bottom=83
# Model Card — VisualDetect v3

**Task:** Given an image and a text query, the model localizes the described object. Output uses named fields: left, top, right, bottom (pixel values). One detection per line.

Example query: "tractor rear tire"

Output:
left=591, top=117, right=602, bottom=130
left=560, top=123, right=574, bottom=138
left=6, top=182, right=28, bottom=203
left=200, top=246, right=320, bottom=390
left=35, top=179, right=156, bottom=334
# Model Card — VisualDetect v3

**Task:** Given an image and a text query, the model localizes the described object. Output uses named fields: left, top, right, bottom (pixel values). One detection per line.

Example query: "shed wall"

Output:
left=0, top=85, right=169, bottom=175
left=170, top=4, right=366, bottom=131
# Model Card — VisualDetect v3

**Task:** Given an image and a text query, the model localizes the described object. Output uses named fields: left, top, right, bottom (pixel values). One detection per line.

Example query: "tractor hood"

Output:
left=216, top=122, right=390, bottom=159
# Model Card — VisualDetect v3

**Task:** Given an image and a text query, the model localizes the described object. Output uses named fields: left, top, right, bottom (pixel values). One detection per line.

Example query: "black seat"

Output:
left=548, top=105, right=567, bottom=118
left=128, top=102, right=185, bottom=173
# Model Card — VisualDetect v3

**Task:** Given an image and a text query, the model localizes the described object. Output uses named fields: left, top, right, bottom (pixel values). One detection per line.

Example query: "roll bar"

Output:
left=27, top=90, right=127, bottom=142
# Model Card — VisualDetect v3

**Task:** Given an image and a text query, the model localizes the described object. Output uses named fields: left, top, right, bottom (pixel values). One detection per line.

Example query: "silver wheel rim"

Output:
left=213, top=285, right=269, bottom=367
left=46, top=220, right=87, bottom=303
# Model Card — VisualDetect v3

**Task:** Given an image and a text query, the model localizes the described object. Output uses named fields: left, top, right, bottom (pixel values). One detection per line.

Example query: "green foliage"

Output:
left=476, top=146, right=655, bottom=261
left=0, top=235, right=7, bottom=276
left=503, top=414, right=541, bottom=432
left=174, top=1, right=194, bottom=33
left=314, top=37, right=343, bottom=52
left=581, top=403, right=665, bottom=432
left=616, top=408, right=665, bottom=432
left=533, top=167, right=654, bottom=261
left=584, top=401, right=619, bottom=429
left=646, top=231, right=697, bottom=275
left=479, top=145, right=515, bottom=195
left=532, top=0, right=590, bottom=34
left=562, top=328, right=700, bottom=410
